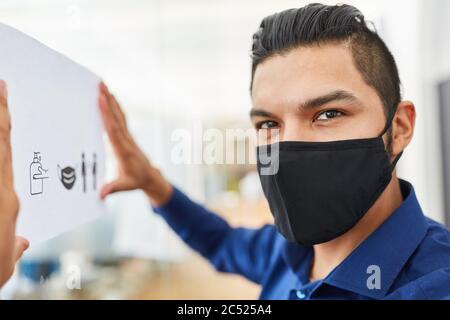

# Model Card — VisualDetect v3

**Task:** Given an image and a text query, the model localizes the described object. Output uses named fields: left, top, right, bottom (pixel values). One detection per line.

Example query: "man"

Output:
left=99, top=3, right=450, bottom=299
left=0, top=80, right=29, bottom=288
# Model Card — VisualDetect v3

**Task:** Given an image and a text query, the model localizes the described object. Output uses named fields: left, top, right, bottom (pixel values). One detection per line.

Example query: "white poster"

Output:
left=0, top=23, right=106, bottom=245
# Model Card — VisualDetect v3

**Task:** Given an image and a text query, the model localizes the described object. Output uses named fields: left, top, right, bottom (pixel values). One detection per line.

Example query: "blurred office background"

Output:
left=0, top=0, right=449, bottom=299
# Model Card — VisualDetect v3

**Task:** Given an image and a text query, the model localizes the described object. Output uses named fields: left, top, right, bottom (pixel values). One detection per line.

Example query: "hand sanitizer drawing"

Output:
left=30, top=152, right=49, bottom=195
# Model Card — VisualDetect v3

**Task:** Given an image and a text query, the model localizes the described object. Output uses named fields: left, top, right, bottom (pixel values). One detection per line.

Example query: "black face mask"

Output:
left=256, top=110, right=402, bottom=246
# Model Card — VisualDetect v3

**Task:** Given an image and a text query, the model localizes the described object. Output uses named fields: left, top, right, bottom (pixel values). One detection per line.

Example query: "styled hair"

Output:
left=250, top=3, right=402, bottom=119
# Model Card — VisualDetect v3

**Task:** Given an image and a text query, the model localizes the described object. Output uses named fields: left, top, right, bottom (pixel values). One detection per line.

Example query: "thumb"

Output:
left=0, top=79, right=8, bottom=101
left=100, top=179, right=129, bottom=199
left=14, top=236, right=29, bottom=262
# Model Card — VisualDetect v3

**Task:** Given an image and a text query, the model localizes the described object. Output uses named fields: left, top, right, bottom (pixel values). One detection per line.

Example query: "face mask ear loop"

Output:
left=390, top=151, right=403, bottom=171
left=378, top=105, right=396, bottom=138
left=380, top=104, right=403, bottom=171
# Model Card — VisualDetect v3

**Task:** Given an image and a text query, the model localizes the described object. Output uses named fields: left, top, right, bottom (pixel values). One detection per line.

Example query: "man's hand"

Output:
left=98, top=82, right=173, bottom=206
left=0, top=80, right=29, bottom=287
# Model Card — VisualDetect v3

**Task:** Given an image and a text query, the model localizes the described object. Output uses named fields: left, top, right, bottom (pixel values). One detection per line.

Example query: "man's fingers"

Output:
left=0, top=80, right=8, bottom=109
left=99, top=93, right=129, bottom=158
left=98, top=83, right=114, bottom=131
left=100, top=82, right=121, bottom=125
left=13, top=236, right=29, bottom=262
left=105, top=86, right=127, bottom=130
left=98, top=93, right=113, bottom=134
left=0, top=80, right=14, bottom=190
left=110, top=94, right=127, bottom=126
left=98, top=82, right=130, bottom=157
left=107, top=93, right=130, bottom=144
left=99, top=88, right=123, bottom=142
left=0, top=80, right=10, bottom=135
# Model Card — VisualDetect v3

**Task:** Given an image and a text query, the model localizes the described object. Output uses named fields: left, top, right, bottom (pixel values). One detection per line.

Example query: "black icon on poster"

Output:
left=92, top=153, right=97, bottom=191
left=30, top=152, right=49, bottom=195
left=80, top=152, right=96, bottom=193
left=81, top=153, right=86, bottom=193
left=57, top=165, right=76, bottom=190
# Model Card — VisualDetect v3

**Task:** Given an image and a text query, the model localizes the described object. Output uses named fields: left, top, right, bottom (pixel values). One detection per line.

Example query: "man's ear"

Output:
left=391, top=101, right=416, bottom=157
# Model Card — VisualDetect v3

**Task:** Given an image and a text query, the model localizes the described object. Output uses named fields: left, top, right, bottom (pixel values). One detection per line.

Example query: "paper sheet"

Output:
left=0, top=23, right=106, bottom=245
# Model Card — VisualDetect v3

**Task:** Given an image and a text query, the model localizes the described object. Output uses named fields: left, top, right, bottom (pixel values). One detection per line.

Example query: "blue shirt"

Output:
left=153, top=179, right=450, bottom=300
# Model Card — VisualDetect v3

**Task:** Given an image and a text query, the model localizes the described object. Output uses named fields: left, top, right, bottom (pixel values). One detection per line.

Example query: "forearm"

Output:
left=142, top=167, right=174, bottom=207
left=152, top=186, right=232, bottom=260
left=152, top=188, right=279, bottom=283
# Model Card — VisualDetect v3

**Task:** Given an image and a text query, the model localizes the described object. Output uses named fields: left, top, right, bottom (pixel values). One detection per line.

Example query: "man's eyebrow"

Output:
left=249, top=109, right=276, bottom=118
left=249, top=90, right=361, bottom=118
left=299, top=90, right=360, bottom=110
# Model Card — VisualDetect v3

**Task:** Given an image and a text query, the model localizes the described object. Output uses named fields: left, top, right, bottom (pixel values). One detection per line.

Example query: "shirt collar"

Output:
left=282, top=179, right=429, bottom=299
left=321, top=179, right=429, bottom=299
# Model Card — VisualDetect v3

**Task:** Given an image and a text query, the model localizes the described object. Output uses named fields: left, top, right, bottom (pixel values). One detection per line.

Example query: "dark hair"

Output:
left=250, top=3, right=402, bottom=121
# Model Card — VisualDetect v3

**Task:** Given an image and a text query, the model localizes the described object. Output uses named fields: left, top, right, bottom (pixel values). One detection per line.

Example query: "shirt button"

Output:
left=296, top=290, right=306, bottom=299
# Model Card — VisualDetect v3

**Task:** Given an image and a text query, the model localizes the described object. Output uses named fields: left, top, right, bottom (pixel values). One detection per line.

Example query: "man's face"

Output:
left=250, top=43, right=387, bottom=145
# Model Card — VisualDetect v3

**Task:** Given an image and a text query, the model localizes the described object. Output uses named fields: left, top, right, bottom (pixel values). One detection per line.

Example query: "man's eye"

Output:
left=256, top=120, right=279, bottom=130
left=315, top=110, right=343, bottom=122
